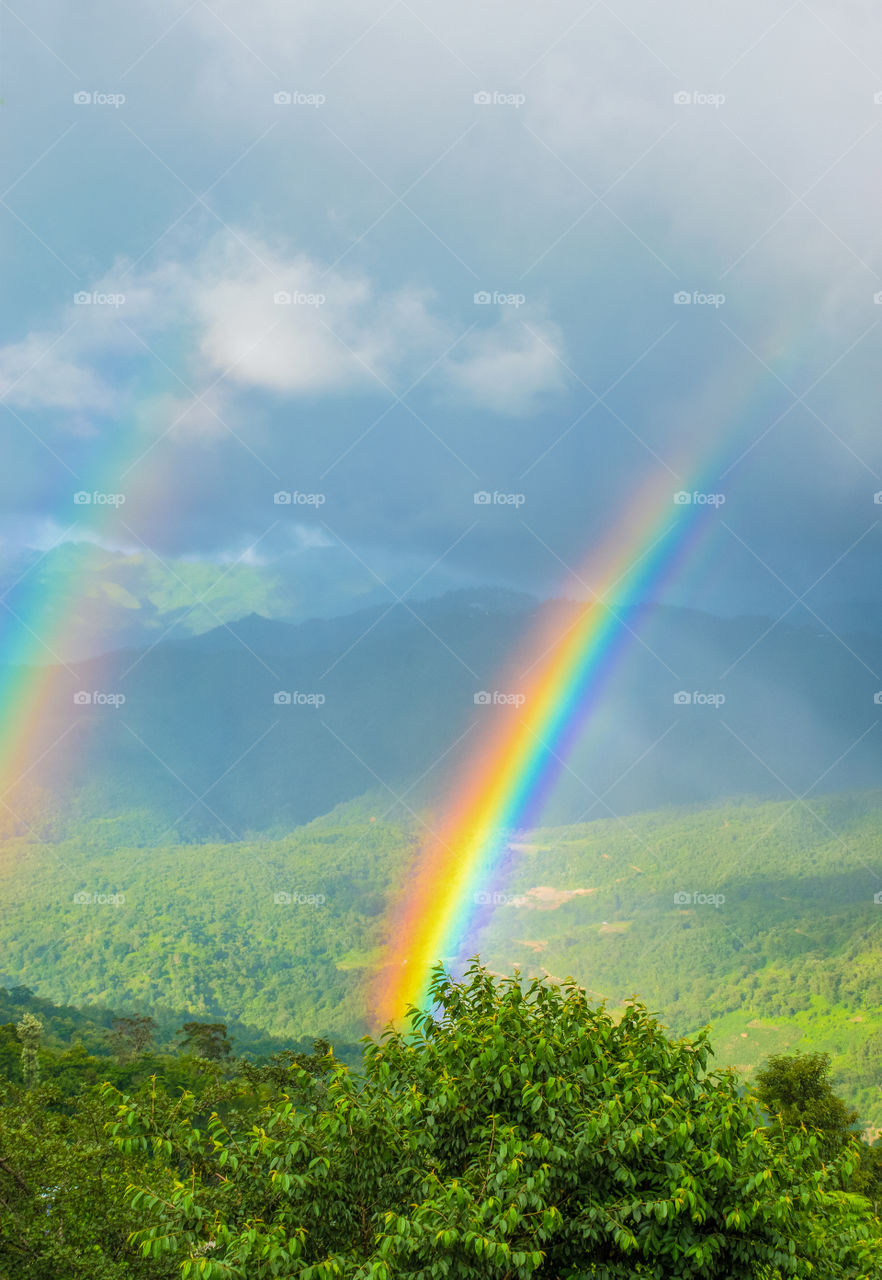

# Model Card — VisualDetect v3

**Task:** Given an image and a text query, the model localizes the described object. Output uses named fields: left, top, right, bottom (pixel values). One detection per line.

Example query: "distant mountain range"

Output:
left=0, top=540, right=480, bottom=662
left=4, top=588, right=881, bottom=839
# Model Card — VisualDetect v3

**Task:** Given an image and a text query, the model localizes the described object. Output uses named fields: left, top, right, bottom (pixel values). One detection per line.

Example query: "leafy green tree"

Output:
left=15, top=1014, right=42, bottom=1090
left=0, top=1080, right=179, bottom=1279
left=755, top=1051, right=882, bottom=1213
left=239, top=1038, right=335, bottom=1091
left=755, top=1052, right=859, bottom=1160
left=177, top=1021, right=232, bottom=1061
left=108, top=963, right=882, bottom=1278
left=107, top=1014, right=156, bottom=1062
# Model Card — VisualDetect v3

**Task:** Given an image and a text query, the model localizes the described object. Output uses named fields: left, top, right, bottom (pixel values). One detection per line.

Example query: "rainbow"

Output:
left=373, top=466, right=725, bottom=1026
left=0, top=379, right=167, bottom=823
left=0, top=542, right=110, bottom=821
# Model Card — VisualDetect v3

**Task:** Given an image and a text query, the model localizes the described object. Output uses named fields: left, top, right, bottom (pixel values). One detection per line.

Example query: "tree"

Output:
left=177, top=1020, right=232, bottom=1060
left=0, top=1079, right=179, bottom=1280
left=15, top=1013, right=42, bottom=1090
left=755, top=1051, right=882, bottom=1213
left=755, top=1052, right=859, bottom=1161
left=108, top=963, right=882, bottom=1278
left=239, top=1038, right=334, bottom=1089
left=107, top=1015, right=156, bottom=1062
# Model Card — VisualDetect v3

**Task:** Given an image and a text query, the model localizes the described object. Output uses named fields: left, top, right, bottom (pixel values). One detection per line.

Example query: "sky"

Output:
left=2, top=0, right=882, bottom=655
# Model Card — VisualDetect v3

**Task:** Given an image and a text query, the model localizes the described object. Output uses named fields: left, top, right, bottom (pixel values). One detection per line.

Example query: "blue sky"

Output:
left=2, top=0, right=882, bottom=651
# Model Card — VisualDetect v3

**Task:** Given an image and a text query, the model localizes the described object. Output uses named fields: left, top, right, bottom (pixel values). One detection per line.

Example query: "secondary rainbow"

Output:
left=0, top=382, right=166, bottom=823
left=373, top=466, right=724, bottom=1026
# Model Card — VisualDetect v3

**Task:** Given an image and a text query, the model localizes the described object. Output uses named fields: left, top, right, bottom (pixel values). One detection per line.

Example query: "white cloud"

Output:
left=0, top=330, right=116, bottom=414
left=443, top=317, right=567, bottom=413
left=0, top=236, right=457, bottom=435
left=189, top=244, right=447, bottom=395
left=1, top=232, right=575, bottom=437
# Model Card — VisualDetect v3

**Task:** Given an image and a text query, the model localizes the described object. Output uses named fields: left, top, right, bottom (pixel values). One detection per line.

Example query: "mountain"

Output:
left=1, top=791, right=879, bottom=1128
left=164, top=587, right=537, bottom=660
left=4, top=592, right=882, bottom=840
left=0, top=541, right=505, bottom=661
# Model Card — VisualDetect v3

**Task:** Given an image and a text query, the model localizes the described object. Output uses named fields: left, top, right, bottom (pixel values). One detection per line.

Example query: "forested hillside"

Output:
left=474, top=793, right=882, bottom=1131
left=1, top=790, right=879, bottom=1128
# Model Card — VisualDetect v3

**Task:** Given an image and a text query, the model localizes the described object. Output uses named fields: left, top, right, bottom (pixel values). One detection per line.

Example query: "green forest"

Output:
left=1, top=790, right=879, bottom=1129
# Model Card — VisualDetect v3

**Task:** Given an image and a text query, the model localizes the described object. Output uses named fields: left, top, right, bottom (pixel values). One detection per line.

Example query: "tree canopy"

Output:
left=103, top=963, right=881, bottom=1278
